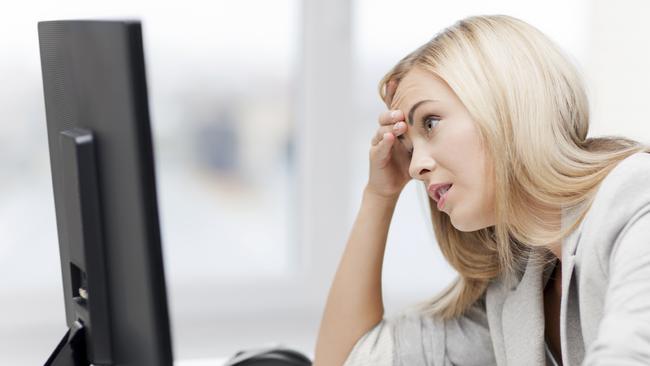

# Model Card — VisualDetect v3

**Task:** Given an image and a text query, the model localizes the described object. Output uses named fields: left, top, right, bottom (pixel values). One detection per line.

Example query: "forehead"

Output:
left=390, top=67, right=455, bottom=111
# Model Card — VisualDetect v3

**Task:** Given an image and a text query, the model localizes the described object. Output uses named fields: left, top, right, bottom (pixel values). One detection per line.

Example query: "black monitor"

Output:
left=38, top=20, right=173, bottom=366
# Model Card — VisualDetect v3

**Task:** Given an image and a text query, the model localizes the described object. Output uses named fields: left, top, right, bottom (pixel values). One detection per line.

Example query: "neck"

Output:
left=543, top=206, right=564, bottom=262
left=549, top=243, right=562, bottom=262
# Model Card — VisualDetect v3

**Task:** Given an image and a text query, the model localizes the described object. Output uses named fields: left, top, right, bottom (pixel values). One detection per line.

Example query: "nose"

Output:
left=408, top=150, right=436, bottom=181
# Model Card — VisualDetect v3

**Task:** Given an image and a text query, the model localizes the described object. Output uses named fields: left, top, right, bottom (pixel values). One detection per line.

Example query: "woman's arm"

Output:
left=312, top=187, right=398, bottom=366
left=584, top=205, right=650, bottom=364
left=313, top=85, right=409, bottom=364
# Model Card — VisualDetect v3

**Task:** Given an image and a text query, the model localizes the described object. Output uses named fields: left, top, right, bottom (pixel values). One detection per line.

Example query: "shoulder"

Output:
left=344, top=301, right=495, bottom=366
left=578, top=152, right=650, bottom=228
left=579, top=153, right=650, bottom=362
left=575, top=152, right=650, bottom=270
left=586, top=152, right=650, bottom=210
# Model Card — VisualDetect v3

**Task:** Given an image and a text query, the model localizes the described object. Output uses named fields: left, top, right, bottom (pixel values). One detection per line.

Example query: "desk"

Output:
left=175, top=358, right=230, bottom=366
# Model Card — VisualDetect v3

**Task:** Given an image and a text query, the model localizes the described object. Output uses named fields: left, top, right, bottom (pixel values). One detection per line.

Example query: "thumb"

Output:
left=378, top=132, right=395, bottom=157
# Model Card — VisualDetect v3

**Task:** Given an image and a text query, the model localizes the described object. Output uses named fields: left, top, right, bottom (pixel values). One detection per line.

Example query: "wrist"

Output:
left=363, top=186, right=400, bottom=206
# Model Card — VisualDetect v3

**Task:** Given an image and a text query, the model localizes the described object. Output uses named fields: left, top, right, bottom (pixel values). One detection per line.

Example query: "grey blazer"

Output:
left=343, top=152, right=650, bottom=366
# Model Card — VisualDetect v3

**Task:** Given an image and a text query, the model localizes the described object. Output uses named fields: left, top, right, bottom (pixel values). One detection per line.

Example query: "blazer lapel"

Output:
left=490, top=205, right=586, bottom=366
left=560, top=218, right=585, bottom=366
left=501, top=258, right=547, bottom=366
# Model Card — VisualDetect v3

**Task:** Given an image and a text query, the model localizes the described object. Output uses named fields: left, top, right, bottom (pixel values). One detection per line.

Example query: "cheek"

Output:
left=449, top=179, right=495, bottom=230
left=466, top=157, right=494, bottom=209
left=467, top=162, right=496, bottom=225
left=447, top=144, right=493, bottom=210
left=455, top=171, right=485, bottom=210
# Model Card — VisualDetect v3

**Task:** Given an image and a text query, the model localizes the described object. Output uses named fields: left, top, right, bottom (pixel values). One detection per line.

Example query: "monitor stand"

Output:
left=45, top=321, right=87, bottom=366
left=44, top=128, right=113, bottom=366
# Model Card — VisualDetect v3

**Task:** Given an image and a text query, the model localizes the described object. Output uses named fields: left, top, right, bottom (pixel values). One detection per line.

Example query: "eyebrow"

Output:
left=407, top=99, right=439, bottom=126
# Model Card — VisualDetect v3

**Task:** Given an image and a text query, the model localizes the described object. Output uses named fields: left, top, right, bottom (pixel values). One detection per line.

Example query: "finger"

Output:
left=371, top=123, right=407, bottom=146
left=377, top=132, right=395, bottom=155
left=378, top=109, right=405, bottom=126
left=392, top=121, right=407, bottom=137
left=371, top=131, right=382, bottom=146
left=371, top=126, right=391, bottom=146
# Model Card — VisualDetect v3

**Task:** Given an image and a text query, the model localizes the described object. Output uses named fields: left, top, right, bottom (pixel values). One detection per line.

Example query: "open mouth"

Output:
left=429, top=183, right=453, bottom=202
left=436, top=184, right=453, bottom=210
left=436, top=184, right=452, bottom=201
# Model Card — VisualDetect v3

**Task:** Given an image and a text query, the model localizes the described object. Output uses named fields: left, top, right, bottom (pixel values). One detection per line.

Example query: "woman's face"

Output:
left=390, top=66, right=496, bottom=231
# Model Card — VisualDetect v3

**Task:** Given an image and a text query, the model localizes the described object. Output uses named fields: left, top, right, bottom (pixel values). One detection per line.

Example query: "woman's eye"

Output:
left=422, top=116, right=440, bottom=133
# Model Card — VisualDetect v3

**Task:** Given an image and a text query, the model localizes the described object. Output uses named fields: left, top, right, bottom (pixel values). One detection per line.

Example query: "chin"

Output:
left=449, top=212, right=490, bottom=232
left=450, top=220, right=474, bottom=232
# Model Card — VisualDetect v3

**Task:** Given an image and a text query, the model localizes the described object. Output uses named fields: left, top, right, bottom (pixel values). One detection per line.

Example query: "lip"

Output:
left=427, top=182, right=453, bottom=211
left=437, top=187, right=451, bottom=210
left=427, top=182, right=453, bottom=202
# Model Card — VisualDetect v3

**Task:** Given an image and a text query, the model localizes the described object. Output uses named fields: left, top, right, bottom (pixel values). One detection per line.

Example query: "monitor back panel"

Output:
left=38, top=20, right=173, bottom=366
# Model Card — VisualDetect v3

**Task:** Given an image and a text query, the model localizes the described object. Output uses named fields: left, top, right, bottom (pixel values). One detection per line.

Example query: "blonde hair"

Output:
left=379, top=14, right=650, bottom=320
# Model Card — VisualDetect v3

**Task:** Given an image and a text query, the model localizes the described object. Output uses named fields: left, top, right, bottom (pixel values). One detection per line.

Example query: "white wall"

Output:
left=585, top=0, right=650, bottom=142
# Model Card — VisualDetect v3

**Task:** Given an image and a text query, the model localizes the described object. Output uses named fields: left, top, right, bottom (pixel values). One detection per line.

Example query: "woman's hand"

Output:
left=366, top=80, right=412, bottom=200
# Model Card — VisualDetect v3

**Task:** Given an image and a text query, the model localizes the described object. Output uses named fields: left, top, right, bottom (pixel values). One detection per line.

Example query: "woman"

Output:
left=313, top=14, right=650, bottom=366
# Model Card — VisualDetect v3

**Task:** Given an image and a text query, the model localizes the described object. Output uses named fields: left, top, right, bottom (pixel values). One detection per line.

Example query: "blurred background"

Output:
left=1, top=0, right=649, bottom=364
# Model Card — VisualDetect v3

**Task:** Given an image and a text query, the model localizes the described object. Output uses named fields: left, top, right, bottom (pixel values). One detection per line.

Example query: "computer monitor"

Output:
left=38, top=20, right=173, bottom=366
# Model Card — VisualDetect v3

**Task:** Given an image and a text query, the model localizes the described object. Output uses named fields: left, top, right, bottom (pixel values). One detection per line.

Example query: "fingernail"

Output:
left=393, top=122, right=402, bottom=131
left=390, top=110, right=400, bottom=118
